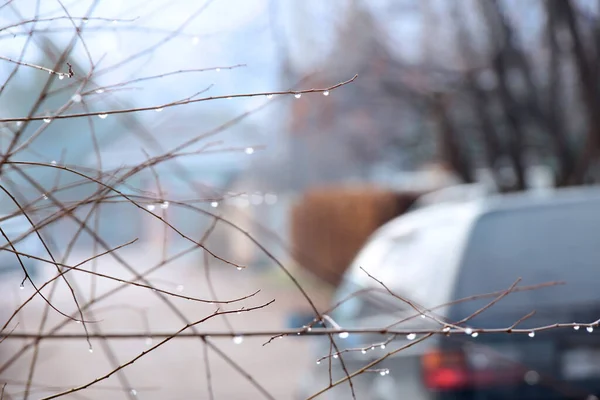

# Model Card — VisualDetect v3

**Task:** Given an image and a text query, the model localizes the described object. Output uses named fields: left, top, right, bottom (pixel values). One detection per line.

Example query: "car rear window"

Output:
left=449, top=199, right=600, bottom=327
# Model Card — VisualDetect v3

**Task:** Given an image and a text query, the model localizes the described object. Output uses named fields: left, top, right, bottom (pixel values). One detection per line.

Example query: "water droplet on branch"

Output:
left=294, top=93, right=301, bottom=99
left=19, top=283, right=24, bottom=290
left=338, top=332, right=349, bottom=339
left=587, top=326, right=594, bottom=333
left=210, top=201, right=218, bottom=208
left=72, top=94, right=82, bottom=103
left=43, top=118, right=51, bottom=123
left=98, top=114, right=108, bottom=119
left=160, top=201, right=169, bottom=209
left=147, top=204, right=155, bottom=211
left=574, top=325, right=580, bottom=330
left=245, top=147, right=254, bottom=155
left=233, top=335, right=243, bottom=345
left=155, top=108, right=163, bottom=112
left=95, top=89, right=104, bottom=94
left=59, top=74, right=65, bottom=80
left=528, top=331, right=535, bottom=338
left=323, top=90, right=329, bottom=96
left=407, top=333, right=416, bottom=340
left=145, top=337, right=153, bottom=346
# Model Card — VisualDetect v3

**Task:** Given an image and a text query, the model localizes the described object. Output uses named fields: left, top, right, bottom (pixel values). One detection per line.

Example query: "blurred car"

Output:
left=298, top=186, right=600, bottom=400
left=0, top=213, right=42, bottom=280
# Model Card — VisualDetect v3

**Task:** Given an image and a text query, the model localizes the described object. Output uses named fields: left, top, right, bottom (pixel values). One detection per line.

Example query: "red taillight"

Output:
left=422, top=349, right=470, bottom=390
left=422, top=348, right=523, bottom=391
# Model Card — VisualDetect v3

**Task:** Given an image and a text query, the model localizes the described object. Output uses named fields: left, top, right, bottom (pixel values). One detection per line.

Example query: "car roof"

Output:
left=375, top=185, right=600, bottom=240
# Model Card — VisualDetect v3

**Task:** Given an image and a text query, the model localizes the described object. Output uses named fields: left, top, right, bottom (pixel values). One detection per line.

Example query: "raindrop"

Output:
left=98, top=113, right=108, bottom=119
left=406, top=333, right=416, bottom=340
left=145, top=337, right=152, bottom=346
left=227, top=97, right=232, bottom=100
left=130, top=389, right=137, bottom=396
left=160, top=201, right=169, bottom=209
left=323, top=90, right=329, bottom=96
left=316, top=360, right=321, bottom=365
left=338, top=332, right=349, bottom=339
left=471, top=332, right=479, bottom=338
left=155, top=107, right=163, bottom=112
left=380, top=344, right=386, bottom=349
left=95, top=89, right=104, bottom=94
left=216, top=68, right=221, bottom=72
left=361, top=349, right=367, bottom=354
left=16, top=121, right=22, bottom=127
left=245, top=147, right=254, bottom=155
left=76, top=320, right=81, bottom=324
left=236, top=266, right=243, bottom=271
left=19, top=283, right=24, bottom=290
left=574, top=325, right=580, bottom=330
left=528, top=331, right=535, bottom=338
left=294, top=93, right=301, bottom=99
left=211, top=201, right=219, bottom=208
left=192, top=36, right=199, bottom=45
left=379, top=370, right=388, bottom=376
left=59, top=74, right=65, bottom=80
left=420, top=314, right=426, bottom=319
left=176, top=284, right=184, bottom=292
left=266, top=94, right=273, bottom=99
left=88, top=346, right=93, bottom=353
left=72, top=94, right=82, bottom=103
left=307, top=327, right=312, bottom=332
left=587, top=326, right=594, bottom=333
left=51, top=160, right=57, bottom=165
left=42, top=194, right=48, bottom=200
left=465, top=328, right=473, bottom=335
left=147, top=204, right=155, bottom=211
left=371, top=346, right=375, bottom=350
left=43, top=118, right=52, bottom=123
left=233, top=335, right=243, bottom=344
left=236, top=311, right=241, bottom=315
left=333, top=354, right=338, bottom=359
left=443, top=326, right=451, bottom=332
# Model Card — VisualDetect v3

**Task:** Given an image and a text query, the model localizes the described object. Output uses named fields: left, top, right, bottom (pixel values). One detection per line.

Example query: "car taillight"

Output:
left=422, top=349, right=470, bottom=390
left=422, top=347, right=523, bottom=391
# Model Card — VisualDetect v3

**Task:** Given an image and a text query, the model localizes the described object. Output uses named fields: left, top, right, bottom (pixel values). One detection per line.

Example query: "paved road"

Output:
left=0, top=244, right=333, bottom=399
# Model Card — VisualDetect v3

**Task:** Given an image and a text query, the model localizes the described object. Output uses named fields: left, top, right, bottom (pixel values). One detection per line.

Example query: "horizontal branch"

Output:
left=0, top=74, right=358, bottom=123
left=4, top=320, right=600, bottom=341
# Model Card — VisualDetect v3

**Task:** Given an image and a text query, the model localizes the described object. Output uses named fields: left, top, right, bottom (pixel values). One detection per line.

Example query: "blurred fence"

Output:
left=290, top=186, right=419, bottom=285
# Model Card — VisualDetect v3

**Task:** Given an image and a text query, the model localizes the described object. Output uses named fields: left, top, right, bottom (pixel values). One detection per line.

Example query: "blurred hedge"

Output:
left=290, top=186, right=419, bottom=286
